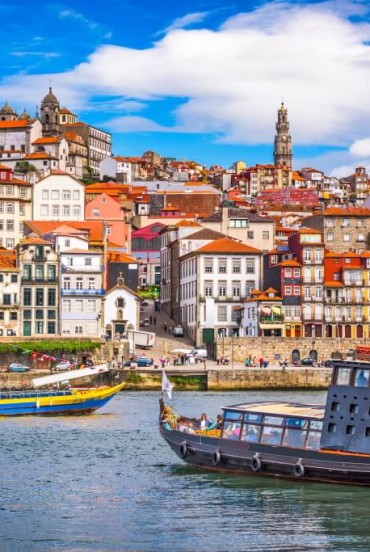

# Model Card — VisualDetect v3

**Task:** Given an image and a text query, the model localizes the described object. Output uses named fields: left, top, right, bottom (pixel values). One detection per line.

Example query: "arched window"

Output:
left=357, top=325, right=363, bottom=338
left=292, top=349, right=300, bottom=364
left=309, top=350, right=318, bottom=361
left=345, top=325, right=351, bottom=338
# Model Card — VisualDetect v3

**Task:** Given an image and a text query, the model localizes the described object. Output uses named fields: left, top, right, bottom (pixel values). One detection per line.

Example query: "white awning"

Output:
left=32, top=365, right=109, bottom=388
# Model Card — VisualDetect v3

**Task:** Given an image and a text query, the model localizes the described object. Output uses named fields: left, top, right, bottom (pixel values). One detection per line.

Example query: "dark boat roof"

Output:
left=222, top=402, right=325, bottom=420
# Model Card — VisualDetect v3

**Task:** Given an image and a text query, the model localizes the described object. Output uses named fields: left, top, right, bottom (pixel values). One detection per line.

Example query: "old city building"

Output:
left=273, top=102, right=293, bottom=169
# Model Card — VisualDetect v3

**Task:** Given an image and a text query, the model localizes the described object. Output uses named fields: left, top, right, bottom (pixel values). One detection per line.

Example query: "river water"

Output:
left=1, top=389, right=370, bottom=551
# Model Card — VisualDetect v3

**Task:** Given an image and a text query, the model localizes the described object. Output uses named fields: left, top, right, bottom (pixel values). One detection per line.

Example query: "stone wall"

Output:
left=216, top=336, right=362, bottom=363
left=207, top=367, right=331, bottom=390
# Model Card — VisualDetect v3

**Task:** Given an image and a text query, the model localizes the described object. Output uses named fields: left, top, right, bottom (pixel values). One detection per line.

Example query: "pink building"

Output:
left=85, top=193, right=131, bottom=251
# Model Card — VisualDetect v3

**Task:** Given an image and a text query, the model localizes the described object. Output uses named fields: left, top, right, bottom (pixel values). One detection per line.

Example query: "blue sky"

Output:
left=2, top=0, right=370, bottom=174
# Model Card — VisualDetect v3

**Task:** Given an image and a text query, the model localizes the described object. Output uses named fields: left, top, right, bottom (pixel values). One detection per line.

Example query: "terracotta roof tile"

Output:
left=195, top=237, right=261, bottom=254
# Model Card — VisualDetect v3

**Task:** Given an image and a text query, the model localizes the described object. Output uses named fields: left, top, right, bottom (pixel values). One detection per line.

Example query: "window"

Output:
left=75, top=325, right=83, bottom=334
left=6, top=202, right=13, bottom=214
left=6, top=238, right=14, bottom=248
left=218, top=306, right=227, bottom=321
left=63, top=205, right=70, bottom=216
left=293, top=268, right=300, bottom=278
left=87, top=300, right=95, bottom=313
left=48, top=288, right=56, bottom=306
left=218, top=259, right=227, bottom=273
left=47, top=322, right=56, bottom=334
left=229, top=219, right=248, bottom=228
left=47, top=265, right=56, bottom=280
left=247, top=231, right=254, bottom=239
left=23, top=310, right=31, bottom=320
left=293, top=286, right=300, bottom=295
left=85, top=257, right=92, bottom=266
left=76, top=278, right=83, bottom=290
left=246, top=259, right=255, bottom=274
left=42, top=190, right=49, bottom=200
left=92, top=209, right=100, bottom=217
left=35, top=265, right=44, bottom=280
left=284, top=286, right=292, bottom=296
left=75, top=300, right=83, bottom=313
left=52, top=205, right=59, bottom=216
left=232, top=282, right=241, bottom=297
left=285, top=268, right=292, bottom=277
left=327, top=232, right=333, bottom=242
left=36, top=289, right=44, bottom=306
left=63, top=278, right=71, bottom=290
left=40, top=205, right=49, bottom=216
left=35, top=309, right=43, bottom=319
left=204, top=258, right=213, bottom=273
left=23, top=288, right=31, bottom=306
left=343, top=233, right=350, bottom=242
left=62, top=190, right=71, bottom=200
left=35, top=321, right=44, bottom=334
left=204, top=282, right=213, bottom=296
left=63, top=299, right=71, bottom=312
left=3, top=294, right=11, bottom=305
left=6, top=220, right=14, bottom=231
left=73, top=206, right=81, bottom=217
left=88, top=277, right=95, bottom=290
left=232, top=259, right=241, bottom=273
left=11, top=274, right=17, bottom=283
left=19, top=187, right=27, bottom=198
left=51, top=190, right=59, bottom=200
left=73, top=190, right=80, bottom=200
left=47, top=310, right=56, bottom=320
left=19, top=203, right=25, bottom=215
left=262, top=231, right=269, bottom=240
left=218, top=282, right=227, bottom=297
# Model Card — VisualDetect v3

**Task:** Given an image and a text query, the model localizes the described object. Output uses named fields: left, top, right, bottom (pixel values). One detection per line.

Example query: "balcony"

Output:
left=61, top=288, right=106, bottom=296
left=259, top=314, right=284, bottom=324
left=0, top=302, right=19, bottom=308
left=21, top=278, right=58, bottom=284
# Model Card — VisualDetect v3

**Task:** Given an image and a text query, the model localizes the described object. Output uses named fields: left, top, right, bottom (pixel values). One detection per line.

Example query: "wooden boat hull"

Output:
left=160, top=425, right=370, bottom=486
left=0, top=383, right=125, bottom=416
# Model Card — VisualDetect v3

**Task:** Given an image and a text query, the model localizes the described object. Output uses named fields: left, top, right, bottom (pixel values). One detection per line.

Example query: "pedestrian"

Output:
left=259, top=357, right=264, bottom=369
left=149, top=316, right=153, bottom=324
left=160, top=357, right=166, bottom=369
left=154, top=316, right=157, bottom=326
left=163, top=323, right=167, bottom=332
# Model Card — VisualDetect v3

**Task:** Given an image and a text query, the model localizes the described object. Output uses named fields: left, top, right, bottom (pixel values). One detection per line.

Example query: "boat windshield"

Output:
left=222, top=410, right=323, bottom=450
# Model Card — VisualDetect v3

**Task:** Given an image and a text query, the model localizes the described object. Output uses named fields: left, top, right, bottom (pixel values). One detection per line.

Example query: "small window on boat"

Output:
left=263, top=416, right=284, bottom=426
left=244, top=413, right=262, bottom=423
left=365, top=428, right=370, bottom=437
left=355, top=370, right=370, bottom=388
left=222, top=421, right=242, bottom=440
left=331, top=402, right=340, bottom=412
left=306, top=431, right=321, bottom=450
left=328, top=423, right=336, bottom=433
left=224, top=411, right=243, bottom=421
left=336, top=368, right=352, bottom=386
left=285, top=418, right=308, bottom=429
left=346, top=425, right=355, bottom=435
left=282, top=428, right=307, bottom=448
left=349, top=403, right=359, bottom=414
left=241, top=424, right=261, bottom=443
left=310, top=420, right=323, bottom=431
left=261, top=426, right=283, bottom=446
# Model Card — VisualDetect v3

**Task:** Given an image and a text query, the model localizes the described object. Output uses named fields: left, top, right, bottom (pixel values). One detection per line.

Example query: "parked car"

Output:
left=54, top=361, right=73, bottom=371
left=173, top=325, right=184, bottom=337
left=8, top=363, right=31, bottom=373
left=188, top=348, right=208, bottom=362
left=300, top=357, right=316, bottom=366
left=323, top=359, right=334, bottom=367
left=124, top=357, right=154, bottom=367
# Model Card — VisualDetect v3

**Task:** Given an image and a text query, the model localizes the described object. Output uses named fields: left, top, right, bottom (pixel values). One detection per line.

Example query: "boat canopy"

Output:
left=222, top=402, right=324, bottom=420
left=32, top=365, right=110, bottom=388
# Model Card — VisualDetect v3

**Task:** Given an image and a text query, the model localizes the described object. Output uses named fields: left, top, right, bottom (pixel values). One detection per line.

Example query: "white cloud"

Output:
left=2, top=0, right=370, bottom=160
left=59, top=8, right=100, bottom=31
left=349, top=138, right=370, bottom=157
left=161, top=12, right=209, bottom=34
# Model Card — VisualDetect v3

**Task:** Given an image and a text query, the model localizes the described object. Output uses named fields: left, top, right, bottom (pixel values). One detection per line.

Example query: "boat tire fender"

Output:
left=294, top=460, right=305, bottom=478
left=213, top=449, right=221, bottom=466
left=180, top=441, right=188, bottom=459
left=251, top=453, right=262, bottom=472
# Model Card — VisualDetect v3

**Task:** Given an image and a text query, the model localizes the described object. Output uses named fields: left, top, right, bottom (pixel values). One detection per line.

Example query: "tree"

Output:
left=14, top=161, right=37, bottom=174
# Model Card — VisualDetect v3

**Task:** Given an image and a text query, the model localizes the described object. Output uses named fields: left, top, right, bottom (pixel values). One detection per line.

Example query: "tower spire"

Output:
left=273, top=102, right=293, bottom=169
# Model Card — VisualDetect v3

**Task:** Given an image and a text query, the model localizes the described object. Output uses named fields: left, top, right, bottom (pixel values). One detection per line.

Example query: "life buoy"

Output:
left=294, top=460, right=305, bottom=478
left=251, top=453, right=262, bottom=472
left=213, top=449, right=221, bottom=466
left=180, top=441, right=188, bottom=459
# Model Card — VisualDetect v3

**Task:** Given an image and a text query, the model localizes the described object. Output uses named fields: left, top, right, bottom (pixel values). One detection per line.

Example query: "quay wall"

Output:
left=207, top=367, right=331, bottom=390
left=216, top=337, right=363, bottom=363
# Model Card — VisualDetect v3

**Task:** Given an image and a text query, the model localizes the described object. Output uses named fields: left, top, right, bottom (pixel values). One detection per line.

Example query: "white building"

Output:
left=179, top=237, right=262, bottom=344
left=99, top=156, right=132, bottom=183
left=0, top=163, right=32, bottom=249
left=103, top=280, right=141, bottom=338
left=32, top=136, right=69, bottom=172
left=59, top=237, right=104, bottom=337
left=0, top=250, right=20, bottom=336
left=33, top=172, right=85, bottom=221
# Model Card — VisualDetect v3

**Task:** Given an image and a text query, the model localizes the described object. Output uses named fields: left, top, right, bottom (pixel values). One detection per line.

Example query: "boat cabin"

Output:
left=221, top=402, right=324, bottom=451
left=321, top=360, right=370, bottom=454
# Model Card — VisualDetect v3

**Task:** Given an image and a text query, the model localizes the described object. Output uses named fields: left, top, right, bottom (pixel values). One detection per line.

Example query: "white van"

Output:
left=173, top=325, right=184, bottom=337
left=190, top=348, right=208, bottom=362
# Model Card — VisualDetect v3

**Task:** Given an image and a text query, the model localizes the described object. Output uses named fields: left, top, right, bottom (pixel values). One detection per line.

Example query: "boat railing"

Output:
left=0, top=390, right=73, bottom=400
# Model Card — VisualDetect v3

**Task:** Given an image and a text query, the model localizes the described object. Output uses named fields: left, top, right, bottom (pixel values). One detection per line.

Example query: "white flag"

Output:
left=162, top=370, right=173, bottom=400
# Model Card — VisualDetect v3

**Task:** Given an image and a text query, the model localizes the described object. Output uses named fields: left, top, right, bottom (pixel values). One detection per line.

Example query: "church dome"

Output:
left=0, top=102, right=16, bottom=115
left=19, top=108, right=30, bottom=120
left=42, top=87, right=59, bottom=104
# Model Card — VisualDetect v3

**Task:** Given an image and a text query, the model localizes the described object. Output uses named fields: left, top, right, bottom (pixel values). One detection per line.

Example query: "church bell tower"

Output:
left=273, top=102, right=293, bottom=169
left=40, top=87, right=60, bottom=137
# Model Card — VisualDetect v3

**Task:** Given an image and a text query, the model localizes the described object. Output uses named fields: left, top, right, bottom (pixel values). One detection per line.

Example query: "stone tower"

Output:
left=273, top=102, right=293, bottom=169
left=40, top=87, right=60, bottom=137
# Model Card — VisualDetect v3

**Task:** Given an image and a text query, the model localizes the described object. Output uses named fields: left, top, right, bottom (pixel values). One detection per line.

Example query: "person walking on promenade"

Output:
left=259, top=357, right=264, bottom=369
